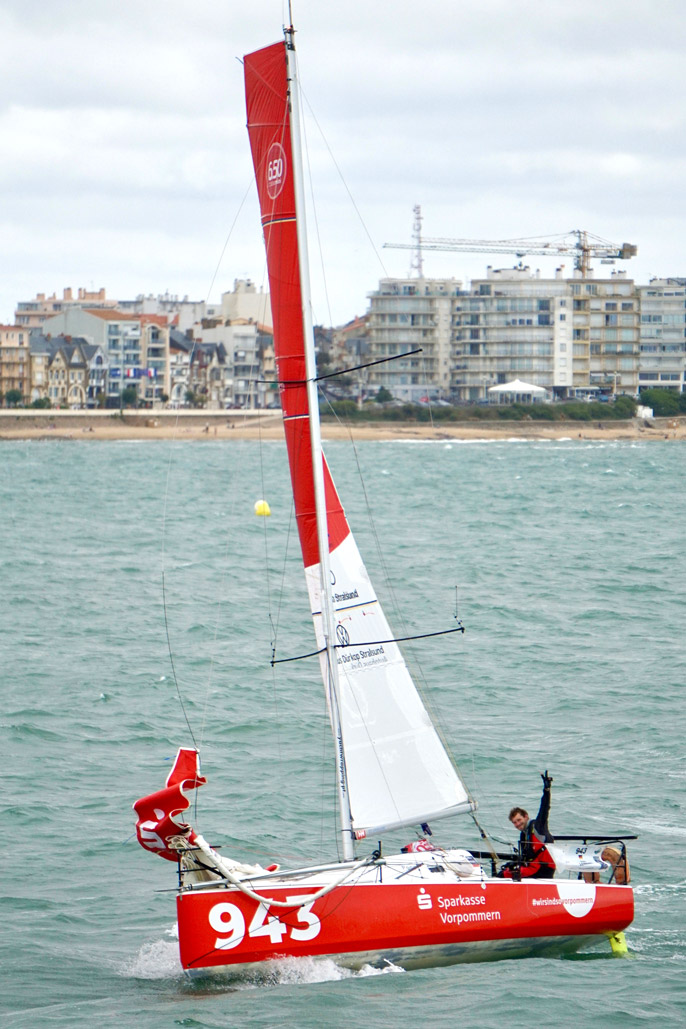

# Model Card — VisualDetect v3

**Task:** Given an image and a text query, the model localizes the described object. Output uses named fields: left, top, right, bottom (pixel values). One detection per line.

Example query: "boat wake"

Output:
left=236, top=955, right=405, bottom=987
left=123, top=933, right=405, bottom=987
left=122, top=939, right=185, bottom=980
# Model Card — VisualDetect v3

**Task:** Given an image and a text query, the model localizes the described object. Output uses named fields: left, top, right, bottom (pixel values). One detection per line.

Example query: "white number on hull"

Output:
left=248, top=902, right=288, bottom=943
left=209, top=903, right=246, bottom=950
left=208, top=896, right=321, bottom=951
left=286, top=897, right=321, bottom=942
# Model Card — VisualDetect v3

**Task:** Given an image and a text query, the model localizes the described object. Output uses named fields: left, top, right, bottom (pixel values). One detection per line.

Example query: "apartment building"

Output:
left=452, top=267, right=567, bottom=402
left=0, top=325, right=29, bottom=401
left=637, top=278, right=686, bottom=393
left=40, top=308, right=170, bottom=405
left=366, top=278, right=460, bottom=401
left=451, top=267, right=640, bottom=401
left=14, top=287, right=117, bottom=331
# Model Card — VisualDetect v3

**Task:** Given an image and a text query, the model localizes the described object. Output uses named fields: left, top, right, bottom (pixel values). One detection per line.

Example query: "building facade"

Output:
left=15, top=287, right=118, bottom=331
left=366, top=278, right=461, bottom=401
left=40, top=308, right=170, bottom=405
left=0, top=325, right=30, bottom=402
left=452, top=267, right=640, bottom=401
left=637, top=278, right=686, bottom=393
left=45, top=340, right=107, bottom=408
left=365, top=268, right=645, bottom=403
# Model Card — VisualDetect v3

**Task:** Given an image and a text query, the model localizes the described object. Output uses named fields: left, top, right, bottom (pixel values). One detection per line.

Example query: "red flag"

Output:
left=133, top=748, right=206, bottom=862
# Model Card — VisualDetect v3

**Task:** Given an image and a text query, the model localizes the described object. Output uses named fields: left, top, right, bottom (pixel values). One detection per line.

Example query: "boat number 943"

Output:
left=209, top=897, right=321, bottom=950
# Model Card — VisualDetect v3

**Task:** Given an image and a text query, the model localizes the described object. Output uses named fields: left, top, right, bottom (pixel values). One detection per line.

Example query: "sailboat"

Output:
left=133, top=26, right=634, bottom=973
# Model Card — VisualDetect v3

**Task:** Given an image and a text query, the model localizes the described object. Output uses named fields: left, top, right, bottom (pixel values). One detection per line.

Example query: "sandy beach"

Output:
left=0, top=410, right=683, bottom=442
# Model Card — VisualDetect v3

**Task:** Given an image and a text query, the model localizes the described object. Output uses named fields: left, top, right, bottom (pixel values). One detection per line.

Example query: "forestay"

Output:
left=244, top=40, right=474, bottom=837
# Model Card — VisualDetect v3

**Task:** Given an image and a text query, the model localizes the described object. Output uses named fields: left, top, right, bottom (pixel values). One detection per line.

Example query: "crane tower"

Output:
left=385, top=221, right=637, bottom=278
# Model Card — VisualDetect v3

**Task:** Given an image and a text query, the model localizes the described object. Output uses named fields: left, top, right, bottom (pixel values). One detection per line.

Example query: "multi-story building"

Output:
left=366, top=278, right=460, bottom=401
left=571, top=271, right=639, bottom=397
left=453, top=266, right=640, bottom=401
left=0, top=325, right=30, bottom=402
left=28, top=335, right=51, bottom=402
left=14, top=287, right=117, bottom=331
left=117, top=292, right=208, bottom=334
left=220, top=279, right=272, bottom=330
left=44, top=339, right=107, bottom=408
left=40, top=307, right=170, bottom=406
left=366, top=268, right=642, bottom=403
left=637, top=278, right=686, bottom=393
left=452, top=267, right=567, bottom=402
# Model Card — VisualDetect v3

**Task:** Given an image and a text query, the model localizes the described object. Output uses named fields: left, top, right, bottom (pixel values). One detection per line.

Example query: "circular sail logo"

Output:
left=336, top=625, right=350, bottom=647
left=266, top=142, right=287, bottom=199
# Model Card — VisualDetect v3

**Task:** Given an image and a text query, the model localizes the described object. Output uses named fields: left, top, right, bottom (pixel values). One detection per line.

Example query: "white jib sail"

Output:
left=305, top=533, right=474, bottom=837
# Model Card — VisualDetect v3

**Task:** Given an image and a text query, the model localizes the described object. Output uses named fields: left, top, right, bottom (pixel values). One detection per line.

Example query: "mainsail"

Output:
left=244, top=40, right=474, bottom=837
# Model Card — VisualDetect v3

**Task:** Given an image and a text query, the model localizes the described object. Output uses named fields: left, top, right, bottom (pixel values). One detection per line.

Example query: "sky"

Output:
left=3, top=0, right=686, bottom=327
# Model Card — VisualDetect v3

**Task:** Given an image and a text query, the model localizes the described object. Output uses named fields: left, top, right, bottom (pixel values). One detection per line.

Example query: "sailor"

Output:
left=498, top=771, right=555, bottom=879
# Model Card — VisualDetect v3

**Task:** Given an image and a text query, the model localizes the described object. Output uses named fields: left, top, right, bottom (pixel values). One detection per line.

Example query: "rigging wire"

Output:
left=162, top=571, right=198, bottom=751
left=300, top=89, right=390, bottom=281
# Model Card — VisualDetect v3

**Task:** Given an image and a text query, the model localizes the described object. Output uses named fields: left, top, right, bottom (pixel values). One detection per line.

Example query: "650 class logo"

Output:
left=209, top=897, right=320, bottom=950
left=266, top=142, right=287, bottom=199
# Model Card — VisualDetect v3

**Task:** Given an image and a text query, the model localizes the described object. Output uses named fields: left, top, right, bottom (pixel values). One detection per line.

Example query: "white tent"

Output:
left=488, top=379, right=549, bottom=404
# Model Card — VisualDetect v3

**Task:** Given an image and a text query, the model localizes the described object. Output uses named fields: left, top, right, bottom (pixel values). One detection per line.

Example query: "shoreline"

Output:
left=0, top=410, right=683, bottom=442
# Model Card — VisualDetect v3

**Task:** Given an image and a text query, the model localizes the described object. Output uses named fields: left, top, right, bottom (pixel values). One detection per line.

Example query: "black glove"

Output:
left=541, top=770, right=553, bottom=789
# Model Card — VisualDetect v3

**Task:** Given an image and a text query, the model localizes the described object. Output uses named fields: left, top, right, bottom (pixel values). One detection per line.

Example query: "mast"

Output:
left=284, top=27, right=355, bottom=861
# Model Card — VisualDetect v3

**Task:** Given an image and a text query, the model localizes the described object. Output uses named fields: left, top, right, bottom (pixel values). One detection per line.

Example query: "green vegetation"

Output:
left=322, top=396, right=639, bottom=423
left=121, top=385, right=139, bottom=407
left=30, top=396, right=52, bottom=409
left=639, top=388, right=686, bottom=416
left=4, top=388, right=24, bottom=407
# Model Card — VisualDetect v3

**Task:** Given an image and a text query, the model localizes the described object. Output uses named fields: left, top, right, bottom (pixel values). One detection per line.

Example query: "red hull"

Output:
left=177, top=879, right=633, bottom=971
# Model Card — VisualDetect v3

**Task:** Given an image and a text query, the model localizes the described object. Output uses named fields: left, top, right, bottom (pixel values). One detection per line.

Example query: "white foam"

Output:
left=244, top=955, right=405, bottom=986
left=121, top=939, right=184, bottom=980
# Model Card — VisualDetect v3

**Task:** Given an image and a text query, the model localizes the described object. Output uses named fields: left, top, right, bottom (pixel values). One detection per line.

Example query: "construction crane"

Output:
left=384, top=225, right=637, bottom=279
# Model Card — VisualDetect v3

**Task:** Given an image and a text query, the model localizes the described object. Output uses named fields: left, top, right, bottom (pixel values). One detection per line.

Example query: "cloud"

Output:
left=2, top=0, right=686, bottom=324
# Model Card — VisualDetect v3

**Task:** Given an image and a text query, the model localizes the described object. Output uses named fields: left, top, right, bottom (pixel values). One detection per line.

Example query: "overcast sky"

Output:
left=3, top=0, right=686, bottom=326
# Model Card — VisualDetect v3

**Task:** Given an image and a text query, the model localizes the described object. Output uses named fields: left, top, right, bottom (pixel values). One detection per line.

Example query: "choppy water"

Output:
left=3, top=437, right=685, bottom=1027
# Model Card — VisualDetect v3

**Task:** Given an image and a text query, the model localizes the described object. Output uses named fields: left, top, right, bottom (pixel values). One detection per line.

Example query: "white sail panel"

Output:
left=305, top=534, right=474, bottom=835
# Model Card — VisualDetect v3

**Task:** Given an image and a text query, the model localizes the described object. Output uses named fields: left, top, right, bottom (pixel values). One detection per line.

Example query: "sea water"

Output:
left=3, top=437, right=684, bottom=1027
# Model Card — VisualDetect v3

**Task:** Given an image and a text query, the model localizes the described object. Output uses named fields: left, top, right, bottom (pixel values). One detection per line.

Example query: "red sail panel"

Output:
left=244, top=41, right=349, bottom=569
left=133, top=748, right=206, bottom=862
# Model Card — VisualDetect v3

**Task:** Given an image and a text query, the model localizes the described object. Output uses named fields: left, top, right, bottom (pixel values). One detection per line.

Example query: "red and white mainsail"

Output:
left=244, top=40, right=474, bottom=840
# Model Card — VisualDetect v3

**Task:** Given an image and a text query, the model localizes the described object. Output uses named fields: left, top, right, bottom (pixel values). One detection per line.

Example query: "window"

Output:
left=559, top=313, right=566, bottom=321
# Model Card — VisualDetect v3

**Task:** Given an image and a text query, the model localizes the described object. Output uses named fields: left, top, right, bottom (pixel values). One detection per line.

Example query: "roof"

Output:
left=83, top=308, right=140, bottom=322
left=139, top=314, right=170, bottom=327
left=488, top=378, right=547, bottom=393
